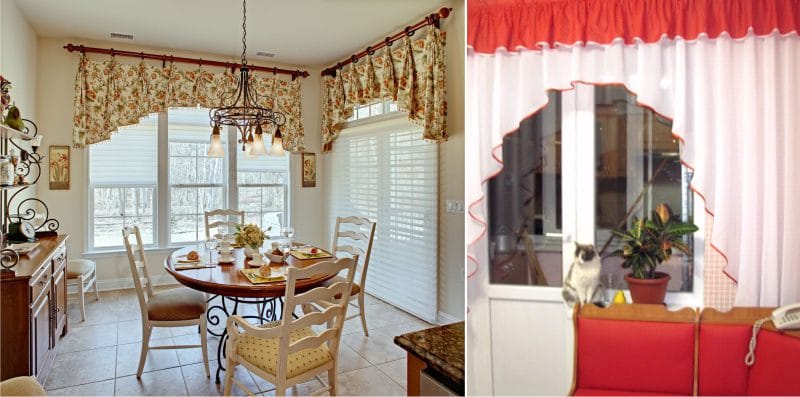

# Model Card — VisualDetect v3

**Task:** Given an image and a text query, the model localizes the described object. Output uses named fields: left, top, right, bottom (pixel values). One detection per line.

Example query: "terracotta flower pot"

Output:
left=624, top=272, right=671, bottom=304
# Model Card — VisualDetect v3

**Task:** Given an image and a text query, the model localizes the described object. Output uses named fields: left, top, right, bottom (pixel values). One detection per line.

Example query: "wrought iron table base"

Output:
left=206, top=295, right=282, bottom=384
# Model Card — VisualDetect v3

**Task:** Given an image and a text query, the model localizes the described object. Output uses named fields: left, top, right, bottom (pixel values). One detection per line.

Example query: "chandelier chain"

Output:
left=241, top=0, right=247, bottom=66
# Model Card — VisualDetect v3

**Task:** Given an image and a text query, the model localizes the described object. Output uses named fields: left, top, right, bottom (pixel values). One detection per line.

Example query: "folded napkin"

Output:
left=177, top=258, right=201, bottom=264
left=174, top=264, right=215, bottom=271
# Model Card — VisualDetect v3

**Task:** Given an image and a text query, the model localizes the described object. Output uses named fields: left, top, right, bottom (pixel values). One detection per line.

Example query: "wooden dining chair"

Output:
left=223, top=257, right=357, bottom=396
left=204, top=209, right=245, bottom=240
left=122, top=226, right=210, bottom=378
left=323, top=216, right=376, bottom=336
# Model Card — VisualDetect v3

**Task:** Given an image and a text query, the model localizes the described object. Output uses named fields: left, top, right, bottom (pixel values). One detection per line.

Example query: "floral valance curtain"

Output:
left=321, top=26, right=447, bottom=151
left=72, top=56, right=305, bottom=151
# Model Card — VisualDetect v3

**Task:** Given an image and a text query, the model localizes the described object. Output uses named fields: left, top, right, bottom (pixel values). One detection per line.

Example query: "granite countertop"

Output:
left=394, top=321, right=464, bottom=387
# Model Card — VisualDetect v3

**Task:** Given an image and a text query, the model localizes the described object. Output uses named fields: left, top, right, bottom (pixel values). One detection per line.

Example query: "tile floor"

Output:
left=45, top=285, right=432, bottom=396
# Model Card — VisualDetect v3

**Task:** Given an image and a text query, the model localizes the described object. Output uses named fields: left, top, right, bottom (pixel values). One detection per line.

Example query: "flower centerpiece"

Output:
left=609, top=203, right=698, bottom=304
left=234, top=223, right=267, bottom=259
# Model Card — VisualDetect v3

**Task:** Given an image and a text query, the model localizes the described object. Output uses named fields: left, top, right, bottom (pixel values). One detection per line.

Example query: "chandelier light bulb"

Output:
left=207, top=125, right=224, bottom=157
left=269, top=127, right=285, bottom=157
left=250, top=125, right=268, bottom=156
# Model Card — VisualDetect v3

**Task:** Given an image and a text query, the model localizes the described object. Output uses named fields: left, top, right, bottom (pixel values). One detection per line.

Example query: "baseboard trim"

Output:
left=437, top=310, right=462, bottom=325
left=96, top=275, right=179, bottom=292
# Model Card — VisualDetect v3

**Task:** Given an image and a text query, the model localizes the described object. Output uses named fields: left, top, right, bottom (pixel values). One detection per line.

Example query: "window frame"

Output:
left=85, top=110, right=291, bottom=254
left=166, top=124, right=230, bottom=245
left=485, top=85, right=704, bottom=307
left=87, top=183, right=158, bottom=250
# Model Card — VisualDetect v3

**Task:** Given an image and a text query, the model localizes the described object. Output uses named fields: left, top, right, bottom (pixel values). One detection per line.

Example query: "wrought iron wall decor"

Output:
left=2, top=119, right=61, bottom=235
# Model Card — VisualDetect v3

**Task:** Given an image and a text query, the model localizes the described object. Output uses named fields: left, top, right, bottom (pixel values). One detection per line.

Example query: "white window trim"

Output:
left=84, top=110, right=290, bottom=255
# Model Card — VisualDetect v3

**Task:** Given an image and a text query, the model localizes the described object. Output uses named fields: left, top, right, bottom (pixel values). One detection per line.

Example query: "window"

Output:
left=89, top=118, right=158, bottom=248
left=488, top=85, right=696, bottom=294
left=330, top=117, right=438, bottom=323
left=347, top=100, right=398, bottom=122
left=237, top=146, right=288, bottom=232
left=168, top=109, right=226, bottom=243
left=87, top=108, right=289, bottom=251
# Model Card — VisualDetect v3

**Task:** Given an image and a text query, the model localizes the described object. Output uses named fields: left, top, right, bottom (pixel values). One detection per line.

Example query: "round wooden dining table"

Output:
left=164, top=244, right=337, bottom=383
left=165, top=244, right=336, bottom=298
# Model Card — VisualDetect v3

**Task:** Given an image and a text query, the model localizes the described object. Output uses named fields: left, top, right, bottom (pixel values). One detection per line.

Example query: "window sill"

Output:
left=82, top=245, right=191, bottom=258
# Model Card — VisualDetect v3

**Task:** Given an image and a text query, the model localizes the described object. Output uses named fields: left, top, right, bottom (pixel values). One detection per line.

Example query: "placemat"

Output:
left=289, top=247, right=333, bottom=260
left=240, top=268, right=286, bottom=284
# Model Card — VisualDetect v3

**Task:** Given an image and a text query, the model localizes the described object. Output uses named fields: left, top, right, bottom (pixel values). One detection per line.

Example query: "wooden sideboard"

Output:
left=0, top=235, right=69, bottom=382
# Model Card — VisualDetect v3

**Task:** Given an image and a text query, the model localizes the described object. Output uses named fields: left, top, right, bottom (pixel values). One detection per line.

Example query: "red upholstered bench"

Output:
left=570, top=304, right=697, bottom=396
left=698, top=307, right=800, bottom=396
left=570, top=305, right=800, bottom=396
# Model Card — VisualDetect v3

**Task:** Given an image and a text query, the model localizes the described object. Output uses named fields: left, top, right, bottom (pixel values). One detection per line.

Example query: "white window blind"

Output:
left=89, top=119, right=157, bottom=185
left=331, top=118, right=438, bottom=323
left=88, top=118, right=158, bottom=248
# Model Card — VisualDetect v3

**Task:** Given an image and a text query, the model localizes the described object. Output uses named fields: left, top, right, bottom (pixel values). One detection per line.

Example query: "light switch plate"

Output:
left=446, top=200, right=464, bottom=213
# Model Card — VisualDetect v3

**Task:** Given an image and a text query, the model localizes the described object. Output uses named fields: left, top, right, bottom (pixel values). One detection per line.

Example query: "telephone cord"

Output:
left=744, top=316, right=771, bottom=367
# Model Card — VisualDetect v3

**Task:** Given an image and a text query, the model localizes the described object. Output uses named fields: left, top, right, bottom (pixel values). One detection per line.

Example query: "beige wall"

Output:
left=320, top=1, right=465, bottom=322
left=1, top=0, right=39, bottom=225
left=34, top=36, right=324, bottom=287
left=437, top=0, right=465, bottom=321
left=1, top=0, right=38, bottom=118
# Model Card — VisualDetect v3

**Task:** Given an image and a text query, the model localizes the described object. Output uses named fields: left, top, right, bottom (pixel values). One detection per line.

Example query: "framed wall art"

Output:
left=48, top=145, right=70, bottom=190
left=302, top=152, right=316, bottom=188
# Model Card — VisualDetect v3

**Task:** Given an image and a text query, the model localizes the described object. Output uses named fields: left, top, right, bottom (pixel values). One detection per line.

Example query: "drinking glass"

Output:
left=204, top=238, right=217, bottom=265
left=281, top=227, right=295, bottom=242
left=603, top=272, right=618, bottom=305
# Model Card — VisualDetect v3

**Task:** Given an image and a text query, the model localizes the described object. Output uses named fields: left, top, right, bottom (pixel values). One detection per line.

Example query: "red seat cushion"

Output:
left=697, top=324, right=751, bottom=395
left=746, top=329, right=800, bottom=396
left=577, top=318, right=694, bottom=395
left=574, top=387, right=686, bottom=396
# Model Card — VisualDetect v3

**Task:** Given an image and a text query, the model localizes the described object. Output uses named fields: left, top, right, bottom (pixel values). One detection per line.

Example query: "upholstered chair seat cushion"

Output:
left=147, top=288, right=207, bottom=321
left=319, top=276, right=360, bottom=299
left=66, top=259, right=96, bottom=278
left=237, top=322, right=332, bottom=378
left=0, top=376, right=47, bottom=396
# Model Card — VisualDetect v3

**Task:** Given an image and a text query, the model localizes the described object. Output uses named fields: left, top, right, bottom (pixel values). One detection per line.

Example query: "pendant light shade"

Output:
left=250, top=125, right=268, bottom=156
left=207, top=125, right=224, bottom=157
left=269, top=127, right=285, bottom=156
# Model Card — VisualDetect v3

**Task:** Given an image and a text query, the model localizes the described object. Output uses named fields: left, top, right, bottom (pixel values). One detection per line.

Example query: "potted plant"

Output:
left=610, top=203, right=698, bottom=304
left=234, top=223, right=267, bottom=259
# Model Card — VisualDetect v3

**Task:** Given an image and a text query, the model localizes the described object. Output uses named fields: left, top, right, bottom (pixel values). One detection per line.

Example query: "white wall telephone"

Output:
left=771, top=303, right=800, bottom=330
left=745, top=302, right=800, bottom=366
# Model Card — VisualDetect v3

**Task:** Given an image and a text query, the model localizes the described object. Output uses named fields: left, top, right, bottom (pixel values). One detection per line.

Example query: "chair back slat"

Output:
left=331, top=216, right=376, bottom=290
left=289, top=306, right=343, bottom=333
left=335, top=245, right=365, bottom=257
left=288, top=328, right=338, bottom=355
left=274, top=257, right=357, bottom=381
left=336, top=230, right=369, bottom=241
left=122, top=226, right=152, bottom=319
left=204, top=209, right=245, bottom=240
left=337, top=216, right=373, bottom=226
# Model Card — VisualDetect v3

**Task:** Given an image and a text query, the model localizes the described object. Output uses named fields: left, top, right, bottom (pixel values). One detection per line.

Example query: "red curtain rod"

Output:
left=321, top=7, right=452, bottom=77
left=63, top=44, right=310, bottom=80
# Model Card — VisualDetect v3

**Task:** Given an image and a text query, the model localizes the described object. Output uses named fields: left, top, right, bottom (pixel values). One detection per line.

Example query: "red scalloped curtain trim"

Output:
left=468, top=0, right=800, bottom=53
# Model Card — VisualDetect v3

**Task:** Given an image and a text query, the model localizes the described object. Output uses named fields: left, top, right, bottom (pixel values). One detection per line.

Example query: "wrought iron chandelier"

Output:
left=207, top=0, right=285, bottom=158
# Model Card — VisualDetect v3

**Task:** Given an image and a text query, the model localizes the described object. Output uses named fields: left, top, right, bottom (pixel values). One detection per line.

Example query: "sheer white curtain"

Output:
left=468, top=32, right=800, bottom=306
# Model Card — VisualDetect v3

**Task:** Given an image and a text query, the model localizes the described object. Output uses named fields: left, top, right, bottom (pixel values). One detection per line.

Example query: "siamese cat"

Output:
left=562, top=242, right=603, bottom=308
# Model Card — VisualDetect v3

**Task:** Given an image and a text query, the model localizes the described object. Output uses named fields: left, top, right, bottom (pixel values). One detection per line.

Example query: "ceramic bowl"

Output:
left=266, top=253, right=285, bottom=263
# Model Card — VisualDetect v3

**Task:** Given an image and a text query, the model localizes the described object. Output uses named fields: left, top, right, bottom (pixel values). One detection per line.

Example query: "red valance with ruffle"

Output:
left=468, top=0, right=800, bottom=53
